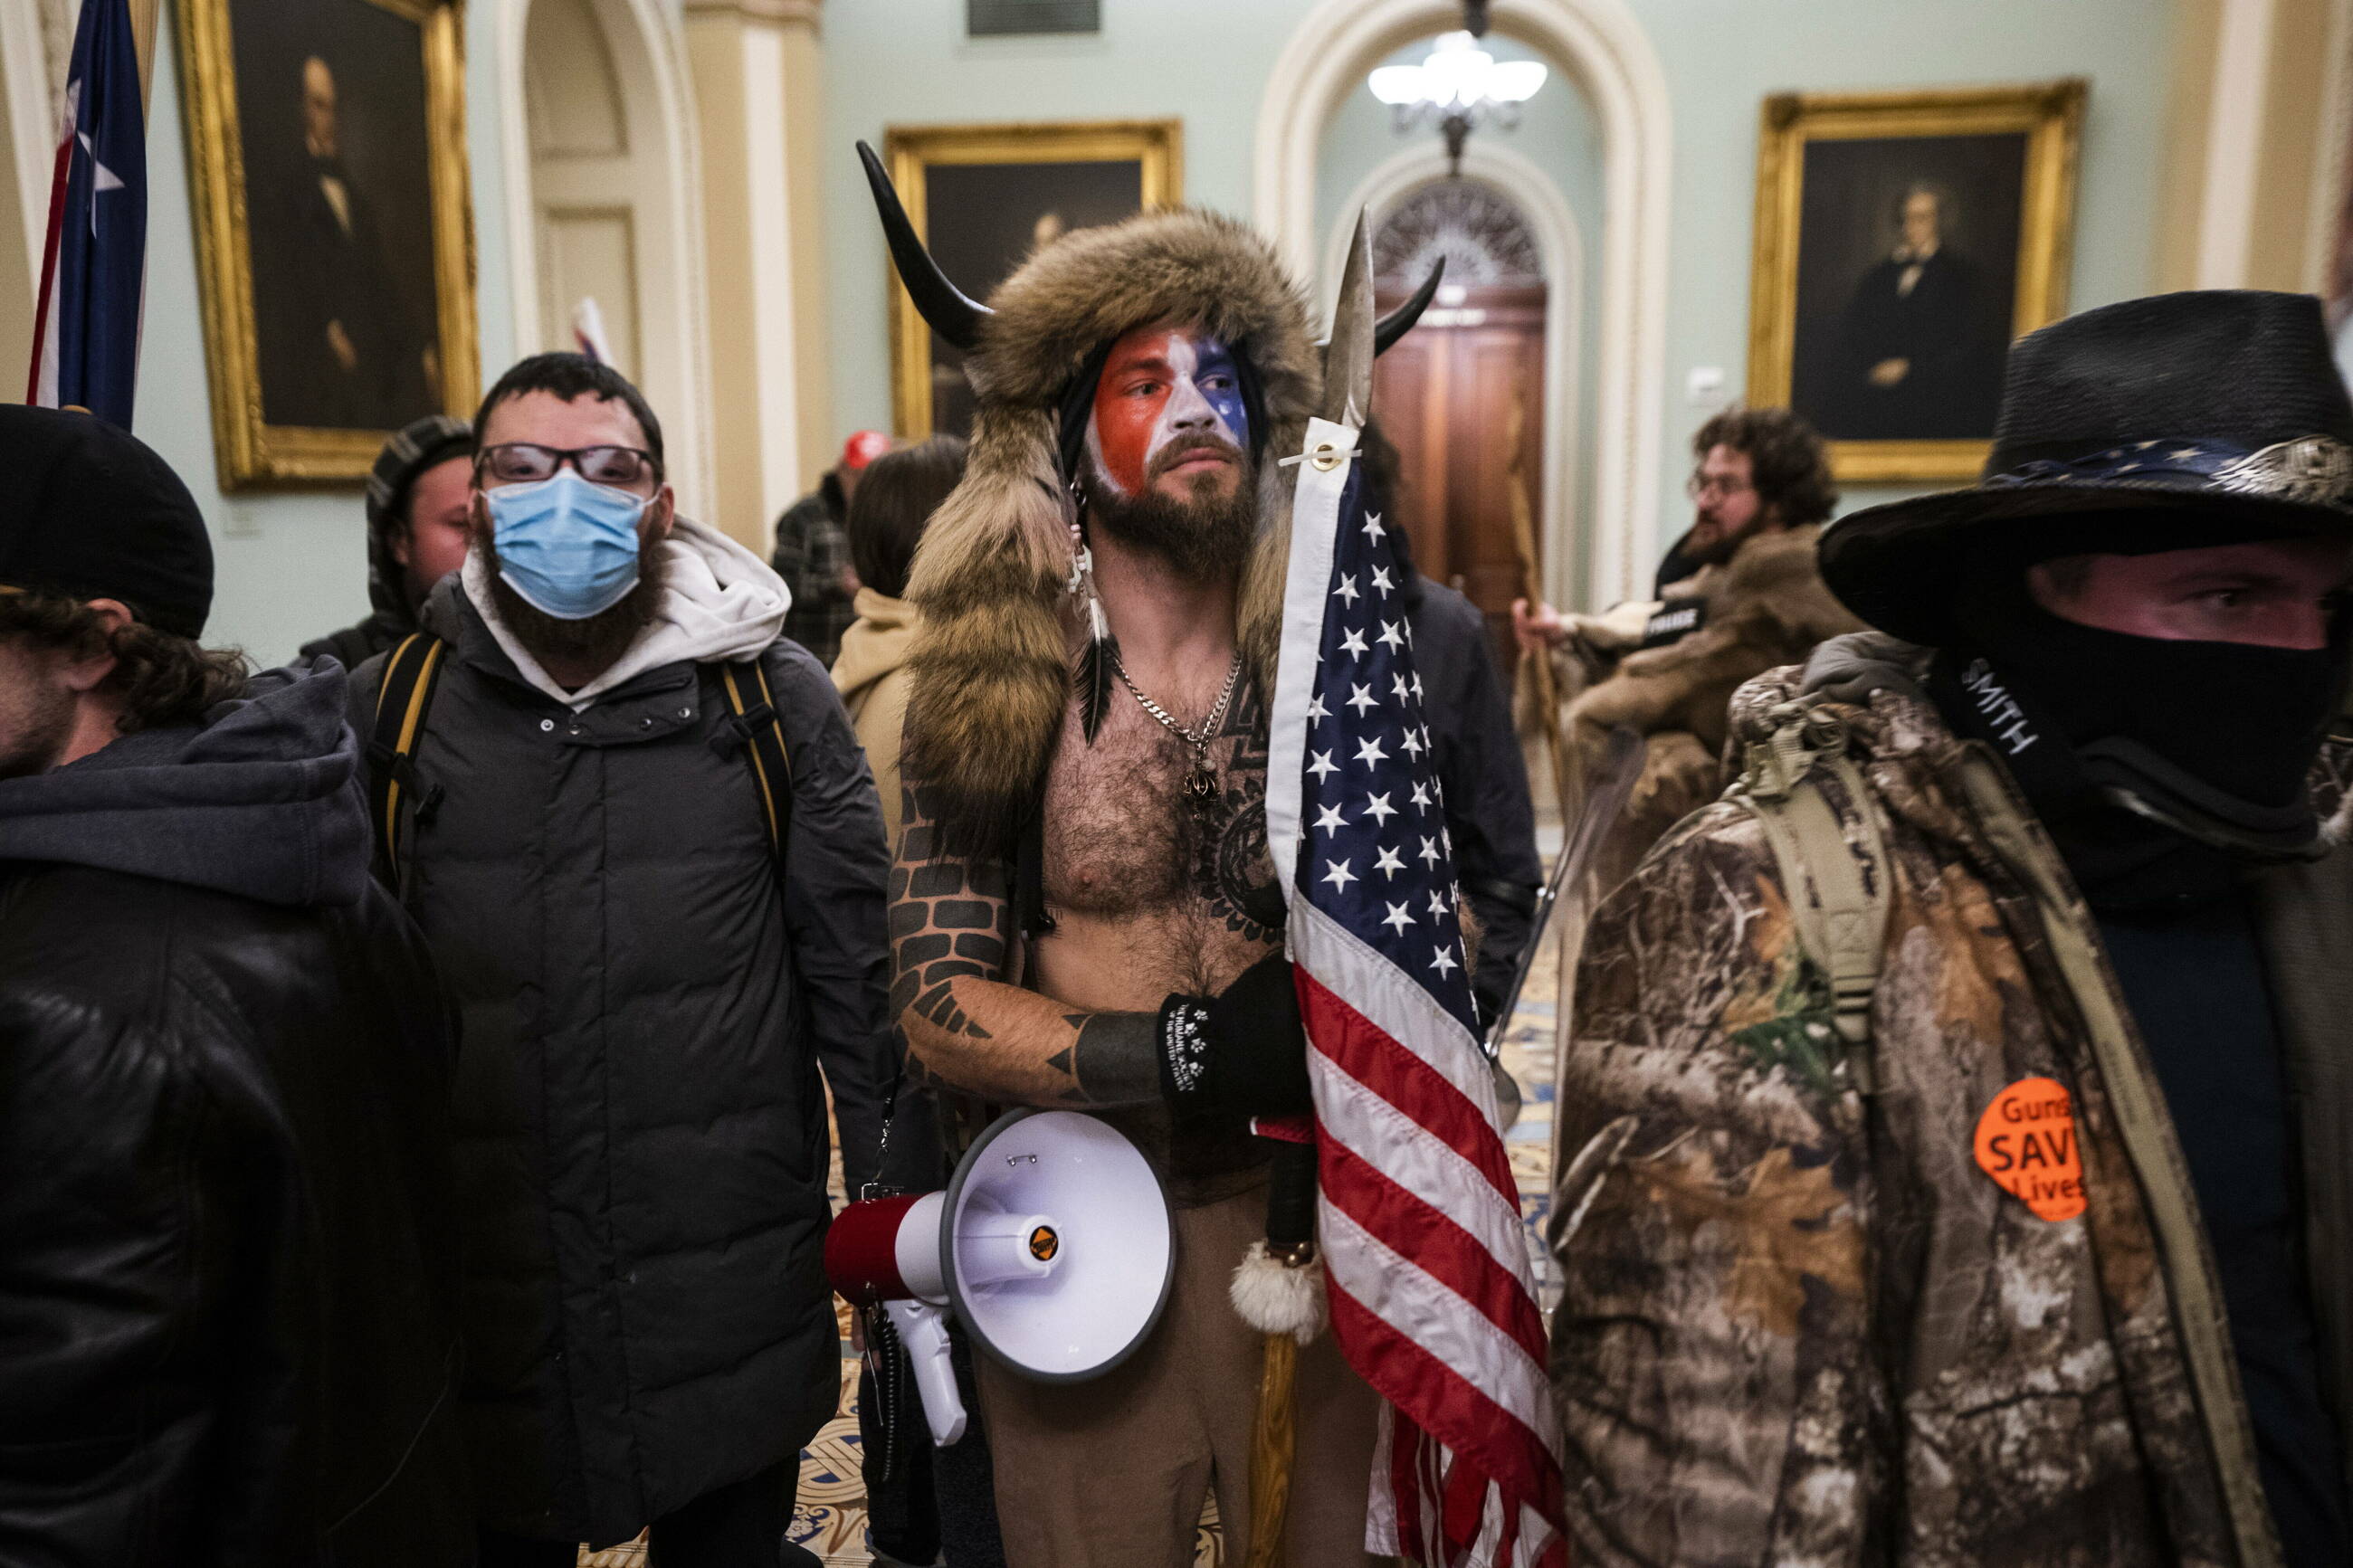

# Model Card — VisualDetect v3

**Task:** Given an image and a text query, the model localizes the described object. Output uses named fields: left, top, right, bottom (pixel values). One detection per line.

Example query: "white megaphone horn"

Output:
left=825, top=1109, right=1176, bottom=1446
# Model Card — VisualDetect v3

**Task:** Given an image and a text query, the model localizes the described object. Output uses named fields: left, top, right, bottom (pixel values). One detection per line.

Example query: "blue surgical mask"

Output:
left=486, top=469, right=647, bottom=620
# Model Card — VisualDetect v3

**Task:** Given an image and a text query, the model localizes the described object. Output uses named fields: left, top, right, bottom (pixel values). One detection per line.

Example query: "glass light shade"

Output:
left=1488, top=60, right=1548, bottom=103
left=1366, top=31, right=1548, bottom=109
left=1368, top=64, right=1427, bottom=105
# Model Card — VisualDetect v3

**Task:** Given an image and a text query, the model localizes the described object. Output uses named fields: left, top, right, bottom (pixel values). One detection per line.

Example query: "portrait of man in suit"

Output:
left=232, top=0, right=447, bottom=438
left=1786, top=132, right=2026, bottom=447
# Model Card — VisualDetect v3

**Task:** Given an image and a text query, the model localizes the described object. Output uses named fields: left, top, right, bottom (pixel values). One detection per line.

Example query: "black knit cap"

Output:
left=1820, top=290, right=2353, bottom=647
left=0, top=406, right=212, bottom=637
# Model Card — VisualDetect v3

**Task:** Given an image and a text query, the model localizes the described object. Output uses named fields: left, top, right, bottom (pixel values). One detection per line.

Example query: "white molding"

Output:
left=0, top=0, right=55, bottom=299
left=1321, top=144, right=1586, bottom=612
left=495, top=0, right=716, bottom=516
left=2305, top=0, right=2353, bottom=294
left=738, top=22, right=801, bottom=523
left=1255, top=0, right=1672, bottom=606
left=2198, top=0, right=2279, bottom=288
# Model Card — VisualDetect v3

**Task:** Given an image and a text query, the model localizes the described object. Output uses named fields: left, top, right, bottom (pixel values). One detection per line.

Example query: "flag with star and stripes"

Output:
left=1264, top=418, right=1564, bottom=1568
left=28, top=0, right=147, bottom=426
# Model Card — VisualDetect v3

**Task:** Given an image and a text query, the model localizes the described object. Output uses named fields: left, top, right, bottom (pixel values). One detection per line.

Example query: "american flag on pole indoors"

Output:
left=28, top=0, right=147, bottom=426
left=1266, top=418, right=1565, bottom=1567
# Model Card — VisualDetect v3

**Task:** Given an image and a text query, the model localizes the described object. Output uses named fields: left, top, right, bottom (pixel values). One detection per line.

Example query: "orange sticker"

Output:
left=1972, top=1077, right=2086, bottom=1222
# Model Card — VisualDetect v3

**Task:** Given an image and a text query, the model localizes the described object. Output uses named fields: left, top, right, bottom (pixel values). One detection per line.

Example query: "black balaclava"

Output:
left=1930, top=527, right=2346, bottom=909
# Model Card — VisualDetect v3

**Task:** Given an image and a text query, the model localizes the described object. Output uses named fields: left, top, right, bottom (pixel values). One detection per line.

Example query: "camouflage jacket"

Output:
left=1550, top=634, right=2353, bottom=1568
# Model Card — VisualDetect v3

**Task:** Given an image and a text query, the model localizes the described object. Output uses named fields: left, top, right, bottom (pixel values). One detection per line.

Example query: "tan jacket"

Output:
left=832, top=586, right=918, bottom=849
left=1551, top=636, right=2353, bottom=1568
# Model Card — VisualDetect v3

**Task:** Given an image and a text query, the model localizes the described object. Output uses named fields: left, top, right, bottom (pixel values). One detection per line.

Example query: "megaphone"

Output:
left=825, top=1108, right=1175, bottom=1446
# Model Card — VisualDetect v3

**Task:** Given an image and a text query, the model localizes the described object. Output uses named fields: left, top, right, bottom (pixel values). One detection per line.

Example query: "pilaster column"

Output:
left=2156, top=0, right=2348, bottom=294
left=683, top=0, right=830, bottom=552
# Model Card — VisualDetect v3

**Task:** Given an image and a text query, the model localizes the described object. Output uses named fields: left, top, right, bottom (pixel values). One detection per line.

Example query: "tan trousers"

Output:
left=976, top=1186, right=1383, bottom=1568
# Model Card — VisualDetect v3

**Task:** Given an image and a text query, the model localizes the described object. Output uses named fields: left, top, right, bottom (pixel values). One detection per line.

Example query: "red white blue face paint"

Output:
left=1086, top=325, right=1251, bottom=499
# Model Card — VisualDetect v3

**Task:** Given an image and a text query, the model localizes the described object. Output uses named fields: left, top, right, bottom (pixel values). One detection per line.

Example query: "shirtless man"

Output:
left=863, top=160, right=1387, bottom=1564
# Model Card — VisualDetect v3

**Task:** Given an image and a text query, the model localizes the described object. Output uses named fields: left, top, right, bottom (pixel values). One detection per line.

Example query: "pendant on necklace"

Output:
left=1183, top=762, right=1219, bottom=805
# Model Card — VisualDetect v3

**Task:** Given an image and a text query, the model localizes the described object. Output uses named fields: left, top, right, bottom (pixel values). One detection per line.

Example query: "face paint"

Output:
left=1086, top=325, right=1251, bottom=498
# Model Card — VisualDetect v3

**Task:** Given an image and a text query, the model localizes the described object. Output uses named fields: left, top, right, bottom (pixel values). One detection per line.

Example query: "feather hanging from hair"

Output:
left=1076, top=554, right=1116, bottom=742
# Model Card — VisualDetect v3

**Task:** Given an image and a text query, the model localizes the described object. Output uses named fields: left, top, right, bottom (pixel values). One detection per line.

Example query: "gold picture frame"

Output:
left=1747, top=80, right=2085, bottom=482
left=177, top=0, right=478, bottom=489
left=885, top=119, right=1182, bottom=439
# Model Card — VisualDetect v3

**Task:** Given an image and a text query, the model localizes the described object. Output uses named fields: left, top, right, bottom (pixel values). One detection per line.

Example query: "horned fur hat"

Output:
left=859, top=144, right=1435, bottom=860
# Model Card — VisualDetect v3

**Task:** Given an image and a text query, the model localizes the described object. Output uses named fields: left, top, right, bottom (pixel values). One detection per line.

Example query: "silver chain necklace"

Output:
left=1110, top=647, right=1243, bottom=805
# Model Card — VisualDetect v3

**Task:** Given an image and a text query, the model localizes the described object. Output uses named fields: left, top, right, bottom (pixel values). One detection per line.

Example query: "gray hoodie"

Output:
left=0, top=662, right=372, bottom=908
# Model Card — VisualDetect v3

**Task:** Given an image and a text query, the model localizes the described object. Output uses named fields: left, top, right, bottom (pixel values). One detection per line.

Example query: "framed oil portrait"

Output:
left=884, top=119, right=1182, bottom=439
left=177, top=0, right=478, bottom=489
left=1747, top=81, right=2085, bottom=482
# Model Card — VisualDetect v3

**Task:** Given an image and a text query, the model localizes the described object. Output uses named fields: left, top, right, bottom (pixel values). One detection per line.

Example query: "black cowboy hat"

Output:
left=1820, top=290, right=2353, bottom=647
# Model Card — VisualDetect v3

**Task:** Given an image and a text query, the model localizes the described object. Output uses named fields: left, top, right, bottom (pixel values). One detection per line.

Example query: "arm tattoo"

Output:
left=891, top=775, right=1151, bottom=1107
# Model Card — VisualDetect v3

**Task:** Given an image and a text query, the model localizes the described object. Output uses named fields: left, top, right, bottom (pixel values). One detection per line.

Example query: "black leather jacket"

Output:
left=0, top=858, right=471, bottom=1559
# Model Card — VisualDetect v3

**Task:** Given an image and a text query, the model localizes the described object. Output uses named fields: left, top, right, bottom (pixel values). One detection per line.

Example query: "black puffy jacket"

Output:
left=0, top=667, right=469, bottom=1567
left=350, top=571, right=907, bottom=1545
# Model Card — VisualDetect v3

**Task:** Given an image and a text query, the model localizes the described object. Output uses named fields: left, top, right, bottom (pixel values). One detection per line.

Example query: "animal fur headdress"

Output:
left=858, top=144, right=1435, bottom=860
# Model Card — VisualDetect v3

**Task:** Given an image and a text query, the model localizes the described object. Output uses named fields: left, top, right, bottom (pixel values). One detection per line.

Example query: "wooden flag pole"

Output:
left=1505, top=389, right=1575, bottom=818
left=128, top=0, right=159, bottom=116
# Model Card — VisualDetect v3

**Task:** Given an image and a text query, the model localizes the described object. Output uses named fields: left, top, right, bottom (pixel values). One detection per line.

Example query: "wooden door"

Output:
left=1373, top=283, right=1546, bottom=678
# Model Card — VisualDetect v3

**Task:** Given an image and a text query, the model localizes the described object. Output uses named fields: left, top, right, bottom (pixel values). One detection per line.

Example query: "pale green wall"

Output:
left=129, top=0, right=519, bottom=670
left=821, top=0, right=2177, bottom=601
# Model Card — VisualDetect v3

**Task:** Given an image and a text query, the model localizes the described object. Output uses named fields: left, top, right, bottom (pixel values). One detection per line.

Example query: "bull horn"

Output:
left=858, top=140, right=991, bottom=355
left=1373, top=258, right=1446, bottom=355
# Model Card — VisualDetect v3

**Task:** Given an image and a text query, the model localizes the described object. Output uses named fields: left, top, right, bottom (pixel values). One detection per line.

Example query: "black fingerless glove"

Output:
left=1156, top=952, right=1311, bottom=1117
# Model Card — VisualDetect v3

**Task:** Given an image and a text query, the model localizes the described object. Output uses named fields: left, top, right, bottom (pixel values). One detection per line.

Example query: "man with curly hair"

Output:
left=1514, top=405, right=1861, bottom=892
left=0, top=408, right=470, bottom=1565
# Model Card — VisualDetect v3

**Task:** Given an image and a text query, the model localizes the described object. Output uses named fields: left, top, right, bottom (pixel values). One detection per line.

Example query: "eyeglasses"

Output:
left=1686, top=472, right=1754, bottom=502
left=477, top=443, right=660, bottom=489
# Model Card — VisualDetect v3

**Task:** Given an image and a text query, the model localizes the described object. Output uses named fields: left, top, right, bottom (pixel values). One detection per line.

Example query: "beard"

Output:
left=1682, top=508, right=1769, bottom=569
left=1087, top=435, right=1259, bottom=583
left=0, top=662, right=76, bottom=782
left=482, top=532, right=670, bottom=676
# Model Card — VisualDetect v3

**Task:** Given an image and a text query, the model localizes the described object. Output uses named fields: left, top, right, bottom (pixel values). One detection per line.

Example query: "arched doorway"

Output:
left=498, top=0, right=712, bottom=515
left=1256, top=0, right=1671, bottom=608
left=1369, top=180, right=1547, bottom=672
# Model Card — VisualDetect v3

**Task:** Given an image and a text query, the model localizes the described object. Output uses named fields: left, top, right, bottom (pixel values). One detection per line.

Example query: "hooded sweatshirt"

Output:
left=460, top=514, right=792, bottom=709
left=831, top=585, right=918, bottom=845
left=0, top=662, right=371, bottom=908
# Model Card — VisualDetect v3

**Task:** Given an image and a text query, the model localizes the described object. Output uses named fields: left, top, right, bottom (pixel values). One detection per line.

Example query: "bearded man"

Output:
left=862, top=147, right=1437, bottom=1564
left=1515, top=405, right=1859, bottom=893
left=347, top=353, right=915, bottom=1566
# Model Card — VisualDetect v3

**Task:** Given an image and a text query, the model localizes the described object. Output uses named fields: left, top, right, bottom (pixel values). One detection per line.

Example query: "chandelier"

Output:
left=1368, top=32, right=1548, bottom=176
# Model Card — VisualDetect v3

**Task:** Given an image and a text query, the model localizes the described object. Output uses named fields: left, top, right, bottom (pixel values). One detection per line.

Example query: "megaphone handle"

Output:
left=883, top=1298, right=968, bottom=1447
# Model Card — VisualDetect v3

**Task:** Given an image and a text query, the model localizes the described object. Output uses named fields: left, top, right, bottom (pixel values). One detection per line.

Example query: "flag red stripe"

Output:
left=1300, top=976, right=1519, bottom=1202
left=1319, top=1137, right=1548, bottom=1362
left=26, top=136, right=71, bottom=404
left=1329, top=1286, right=1564, bottom=1523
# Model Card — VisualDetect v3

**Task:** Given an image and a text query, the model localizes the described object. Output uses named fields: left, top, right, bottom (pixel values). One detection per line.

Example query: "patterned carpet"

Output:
left=581, top=935, right=1564, bottom=1567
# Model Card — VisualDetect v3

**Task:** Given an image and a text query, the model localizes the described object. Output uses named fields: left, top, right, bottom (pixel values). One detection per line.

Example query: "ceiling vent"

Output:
left=967, top=0, right=1100, bottom=37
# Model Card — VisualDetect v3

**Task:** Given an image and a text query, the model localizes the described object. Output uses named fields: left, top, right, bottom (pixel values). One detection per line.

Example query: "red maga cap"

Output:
left=824, top=1193, right=925, bottom=1305
left=841, top=431, right=892, bottom=471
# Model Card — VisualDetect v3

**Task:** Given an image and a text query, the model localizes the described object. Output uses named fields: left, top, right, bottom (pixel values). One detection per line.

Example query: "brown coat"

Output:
left=1550, top=637, right=2353, bottom=1568
left=1541, top=524, right=1862, bottom=894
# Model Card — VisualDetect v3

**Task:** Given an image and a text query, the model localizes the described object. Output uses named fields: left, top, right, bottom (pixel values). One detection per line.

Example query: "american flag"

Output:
left=28, top=0, right=146, bottom=426
left=1266, top=419, right=1564, bottom=1567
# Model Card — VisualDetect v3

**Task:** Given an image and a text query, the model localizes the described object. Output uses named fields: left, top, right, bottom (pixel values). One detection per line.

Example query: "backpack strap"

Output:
left=718, top=659, right=794, bottom=873
left=367, top=632, right=449, bottom=892
left=1731, top=701, right=1894, bottom=1088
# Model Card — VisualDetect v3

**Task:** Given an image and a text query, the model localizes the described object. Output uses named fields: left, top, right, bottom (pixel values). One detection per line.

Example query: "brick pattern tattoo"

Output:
left=890, top=779, right=1158, bottom=1109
